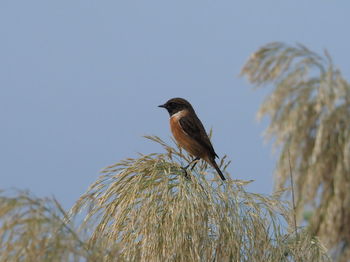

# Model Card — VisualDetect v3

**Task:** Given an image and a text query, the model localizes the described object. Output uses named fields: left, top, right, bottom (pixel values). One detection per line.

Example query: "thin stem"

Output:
left=288, top=149, right=298, bottom=240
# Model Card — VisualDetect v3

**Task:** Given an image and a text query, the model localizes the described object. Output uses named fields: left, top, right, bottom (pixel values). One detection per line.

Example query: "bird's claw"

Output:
left=181, top=167, right=191, bottom=180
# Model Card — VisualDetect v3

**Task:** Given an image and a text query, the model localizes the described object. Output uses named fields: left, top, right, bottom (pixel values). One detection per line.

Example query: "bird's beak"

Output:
left=158, top=104, right=166, bottom=108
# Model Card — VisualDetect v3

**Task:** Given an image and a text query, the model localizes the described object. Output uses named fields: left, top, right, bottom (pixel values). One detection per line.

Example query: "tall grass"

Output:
left=0, top=190, right=91, bottom=261
left=241, top=42, right=350, bottom=261
left=70, top=136, right=329, bottom=262
left=0, top=137, right=330, bottom=261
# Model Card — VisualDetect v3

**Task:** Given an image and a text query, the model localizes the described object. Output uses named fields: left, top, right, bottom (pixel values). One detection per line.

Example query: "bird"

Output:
left=159, top=98, right=226, bottom=181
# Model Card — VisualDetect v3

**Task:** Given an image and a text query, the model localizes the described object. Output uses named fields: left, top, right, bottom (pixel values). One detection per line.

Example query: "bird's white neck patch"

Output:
left=171, top=110, right=186, bottom=120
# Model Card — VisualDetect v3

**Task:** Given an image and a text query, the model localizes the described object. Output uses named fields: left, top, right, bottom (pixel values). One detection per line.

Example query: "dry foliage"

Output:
left=0, top=190, right=93, bottom=261
left=241, top=42, right=350, bottom=261
left=0, top=137, right=330, bottom=261
left=69, top=136, right=329, bottom=262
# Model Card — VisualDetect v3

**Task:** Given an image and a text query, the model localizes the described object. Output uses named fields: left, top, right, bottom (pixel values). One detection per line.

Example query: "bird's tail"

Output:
left=209, top=159, right=226, bottom=181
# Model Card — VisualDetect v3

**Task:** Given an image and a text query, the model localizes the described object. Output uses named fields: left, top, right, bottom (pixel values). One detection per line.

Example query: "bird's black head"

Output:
left=158, top=98, right=194, bottom=116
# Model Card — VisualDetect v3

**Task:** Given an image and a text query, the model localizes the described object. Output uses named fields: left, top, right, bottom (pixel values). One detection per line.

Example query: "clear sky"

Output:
left=1, top=1, right=349, bottom=209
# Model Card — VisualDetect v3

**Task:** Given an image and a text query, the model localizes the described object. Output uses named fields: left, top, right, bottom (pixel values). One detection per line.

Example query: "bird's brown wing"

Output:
left=179, top=114, right=218, bottom=158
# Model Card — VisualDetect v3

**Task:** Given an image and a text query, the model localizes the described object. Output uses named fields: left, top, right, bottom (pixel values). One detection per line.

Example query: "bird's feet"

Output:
left=181, top=167, right=191, bottom=180
left=181, top=157, right=200, bottom=180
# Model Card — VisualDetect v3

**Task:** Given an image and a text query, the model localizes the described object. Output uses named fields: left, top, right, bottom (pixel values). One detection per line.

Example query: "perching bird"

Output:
left=159, top=98, right=226, bottom=181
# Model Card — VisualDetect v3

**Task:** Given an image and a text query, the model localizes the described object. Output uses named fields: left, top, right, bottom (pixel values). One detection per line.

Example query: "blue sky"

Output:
left=1, top=1, right=349, bottom=208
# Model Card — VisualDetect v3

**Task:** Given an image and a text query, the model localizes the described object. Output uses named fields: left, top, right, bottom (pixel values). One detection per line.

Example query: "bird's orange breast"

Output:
left=169, top=110, right=202, bottom=157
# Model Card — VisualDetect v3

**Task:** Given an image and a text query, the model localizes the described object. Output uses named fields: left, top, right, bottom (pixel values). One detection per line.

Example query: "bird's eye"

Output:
left=168, top=102, right=174, bottom=107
